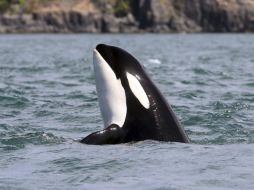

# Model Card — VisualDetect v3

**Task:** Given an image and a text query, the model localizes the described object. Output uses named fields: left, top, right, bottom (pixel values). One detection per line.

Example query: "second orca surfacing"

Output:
left=80, top=44, right=190, bottom=145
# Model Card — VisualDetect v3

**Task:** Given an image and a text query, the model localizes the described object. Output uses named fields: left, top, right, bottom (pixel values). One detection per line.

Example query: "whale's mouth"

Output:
left=95, top=44, right=118, bottom=77
left=95, top=44, right=121, bottom=78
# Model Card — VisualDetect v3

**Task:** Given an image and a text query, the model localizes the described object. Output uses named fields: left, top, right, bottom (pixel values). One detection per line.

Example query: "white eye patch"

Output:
left=126, top=72, right=150, bottom=109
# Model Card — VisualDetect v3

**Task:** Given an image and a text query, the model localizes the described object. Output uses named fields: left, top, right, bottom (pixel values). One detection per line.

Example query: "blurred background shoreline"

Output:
left=0, top=0, right=254, bottom=34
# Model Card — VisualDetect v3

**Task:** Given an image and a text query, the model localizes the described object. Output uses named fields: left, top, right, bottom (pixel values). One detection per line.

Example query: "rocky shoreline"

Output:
left=1, top=0, right=254, bottom=33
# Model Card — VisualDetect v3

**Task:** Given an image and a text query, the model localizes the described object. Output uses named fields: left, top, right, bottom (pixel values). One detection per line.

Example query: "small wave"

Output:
left=245, top=82, right=254, bottom=87
left=0, top=132, right=65, bottom=151
left=0, top=95, right=29, bottom=108
left=212, top=101, right=252, bottom=111
left=179, top=91, right=199, bottom=100
left=193, top=67, right=209, bottom=75
left=148, top=58, right=161, bottom=65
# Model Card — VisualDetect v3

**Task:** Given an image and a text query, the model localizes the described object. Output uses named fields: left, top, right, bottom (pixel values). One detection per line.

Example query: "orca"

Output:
left=80, top=44, right=190, bottom=144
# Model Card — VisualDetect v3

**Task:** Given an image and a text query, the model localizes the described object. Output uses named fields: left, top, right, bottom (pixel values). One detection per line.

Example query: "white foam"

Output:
left=148, top=58, right=161, bottom=65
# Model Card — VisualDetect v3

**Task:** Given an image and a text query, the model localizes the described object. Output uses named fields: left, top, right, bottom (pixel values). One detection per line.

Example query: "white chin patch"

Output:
left=126, top=72, right=150, bottom=109
left=93, top=49, right=127, bottom=128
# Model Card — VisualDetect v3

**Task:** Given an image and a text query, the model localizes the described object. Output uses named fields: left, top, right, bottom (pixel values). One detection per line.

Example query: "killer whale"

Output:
left=80, top=44, right=190, bottom=144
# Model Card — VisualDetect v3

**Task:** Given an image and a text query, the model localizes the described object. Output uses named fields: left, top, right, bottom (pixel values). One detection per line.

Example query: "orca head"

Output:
left=93, top=44, right=150, bottom=128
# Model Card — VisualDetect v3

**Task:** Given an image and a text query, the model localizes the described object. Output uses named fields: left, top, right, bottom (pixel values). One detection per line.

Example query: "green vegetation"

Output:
left=0, top=0, right=50, bottom=14
left=93, top=0, right=135, bottom=16
left=0, top=0, right=11, bottom=12
left=1, top=0, right=133, bottom=15
left=114, top=0, right=133, bottom=17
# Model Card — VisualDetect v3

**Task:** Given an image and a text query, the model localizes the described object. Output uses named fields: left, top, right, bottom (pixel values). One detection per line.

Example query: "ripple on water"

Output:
left=238, top=93, right=254, bottom=103
left=0, top=34, right=254, bottom=190
left=212, top=101, right=252, bottom=111
left=0, top=95, right=29, bottom=108
left=0, top=132, right=65, bottom=151
left=193, top=67, right=210, bottom=75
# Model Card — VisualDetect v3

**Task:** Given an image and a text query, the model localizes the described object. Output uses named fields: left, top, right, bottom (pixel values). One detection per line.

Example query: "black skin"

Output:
left=81, top=44, right=190, bottom=145
left=80, top=124, right=124, bottom=145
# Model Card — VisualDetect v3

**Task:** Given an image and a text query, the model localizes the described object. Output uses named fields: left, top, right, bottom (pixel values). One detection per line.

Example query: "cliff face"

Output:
left=0, top=0, right=254, bottom=33
left=133, top=0, right=254, bottom=32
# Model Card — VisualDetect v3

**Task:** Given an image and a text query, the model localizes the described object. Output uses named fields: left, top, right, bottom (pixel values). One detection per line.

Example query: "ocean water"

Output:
left=0, top=34, right=253, bottom=190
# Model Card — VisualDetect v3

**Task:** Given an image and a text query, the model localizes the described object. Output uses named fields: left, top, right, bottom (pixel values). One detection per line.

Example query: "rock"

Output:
left=66, top=11, right=101, bottom=32
left=119, top=13, right=139, bottom=33
left=31, top=11, right=102, bottom=33
left=1, top=0, right=254, bottom=33
left=1, top=14, right=22, bottom=26
left=101, top=14, right=119, bottom=33
left=134, top=0, right=254, bottom=33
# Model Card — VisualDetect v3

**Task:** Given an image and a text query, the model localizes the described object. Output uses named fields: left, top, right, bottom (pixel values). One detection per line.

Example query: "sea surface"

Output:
left=0, top=34, right=253, bottom=190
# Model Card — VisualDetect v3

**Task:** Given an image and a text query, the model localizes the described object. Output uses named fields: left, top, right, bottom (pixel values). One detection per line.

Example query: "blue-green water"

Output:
left=0, top=34, right=254, bottom=190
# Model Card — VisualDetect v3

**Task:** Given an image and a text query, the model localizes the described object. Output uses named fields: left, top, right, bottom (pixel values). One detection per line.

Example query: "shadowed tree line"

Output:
left=0, top=0, right=59, bottom=13
left=0, top=0, right=135, bottom=15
